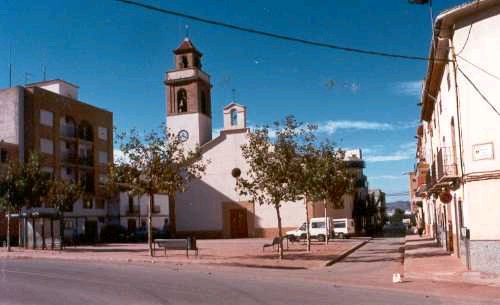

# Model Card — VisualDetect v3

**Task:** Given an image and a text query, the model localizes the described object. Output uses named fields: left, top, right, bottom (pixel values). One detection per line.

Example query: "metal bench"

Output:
left=262, top=237, right=289, bottom=252
left=153, top=238, right=198, bottom=257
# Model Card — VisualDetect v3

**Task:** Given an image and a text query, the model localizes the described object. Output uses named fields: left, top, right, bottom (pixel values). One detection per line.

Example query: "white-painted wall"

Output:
left=167, top=113, right=212, bottom=151
left=425, top=10, right=500, bottom=240
left=0, top=87, right=24, bottom=159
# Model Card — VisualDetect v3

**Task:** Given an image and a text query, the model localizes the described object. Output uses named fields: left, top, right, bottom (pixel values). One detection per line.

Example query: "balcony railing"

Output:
left=60, top=125, right=77, bottom=138
left=437, top=147, right=458, bottom=181
left=61, top=152, right=78, bottom=163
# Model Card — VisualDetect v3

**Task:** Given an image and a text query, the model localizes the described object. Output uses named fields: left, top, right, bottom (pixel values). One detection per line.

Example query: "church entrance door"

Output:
left=229, top=209, right=248, bottom=238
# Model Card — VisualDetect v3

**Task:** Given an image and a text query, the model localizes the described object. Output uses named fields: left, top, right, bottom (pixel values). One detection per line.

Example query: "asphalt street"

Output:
left=0, top=237, right=498, bottom=305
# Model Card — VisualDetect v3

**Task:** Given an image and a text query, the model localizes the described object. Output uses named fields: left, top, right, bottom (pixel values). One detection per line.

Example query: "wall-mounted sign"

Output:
left=472, top=142, right=494, bottom=161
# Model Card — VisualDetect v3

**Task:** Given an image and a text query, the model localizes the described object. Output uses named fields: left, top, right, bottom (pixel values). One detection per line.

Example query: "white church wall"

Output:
left=176, top=131, right=250, bottom=232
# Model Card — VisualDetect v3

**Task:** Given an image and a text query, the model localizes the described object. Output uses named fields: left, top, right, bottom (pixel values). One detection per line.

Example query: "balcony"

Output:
left=437, top=147, right=459, bottom=182
left=60, top=125, right=77, bottom=138
left=79, top=155, right=94, bottom=167
left=60, top=151, right=78, bottom=164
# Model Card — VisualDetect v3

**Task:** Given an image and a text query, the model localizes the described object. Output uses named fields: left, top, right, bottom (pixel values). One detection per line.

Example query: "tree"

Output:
left=109, top=126, right=208, bottom=256
left=0, top=162, right=24, bottom=252
left=237, top=116, right=304, bottom=259
left=391, top=208, right=405, bottom=224
left=315, top=141, right=352, bottom=245
left=295, top=124, right=321, bottom=252
left=0, top=153, right=50, bottom=251
left=45, top=179, right=82, bottom=249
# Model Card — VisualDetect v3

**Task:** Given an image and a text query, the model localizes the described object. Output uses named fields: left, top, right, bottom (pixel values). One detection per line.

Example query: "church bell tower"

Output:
left=165, top=38, right=212, bottom=150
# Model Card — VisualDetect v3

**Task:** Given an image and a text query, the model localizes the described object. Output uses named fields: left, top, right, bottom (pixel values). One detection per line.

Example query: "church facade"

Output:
left=165, top=38, right=364, bottom=238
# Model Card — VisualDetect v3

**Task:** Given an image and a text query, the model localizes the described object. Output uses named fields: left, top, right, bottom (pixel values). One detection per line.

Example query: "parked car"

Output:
left=286, top=217, right=355, bottom=241
left=125, top=227, right=170, bottom=242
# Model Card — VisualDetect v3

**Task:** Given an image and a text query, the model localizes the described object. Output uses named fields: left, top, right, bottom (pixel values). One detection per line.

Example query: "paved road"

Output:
left=0, top=237, right=498, bottom=305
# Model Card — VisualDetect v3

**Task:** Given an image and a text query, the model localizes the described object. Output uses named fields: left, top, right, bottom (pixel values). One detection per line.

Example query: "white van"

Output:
left=332, top=218, right=355, bottom=239
left=286, top=217, right=355, bottom=241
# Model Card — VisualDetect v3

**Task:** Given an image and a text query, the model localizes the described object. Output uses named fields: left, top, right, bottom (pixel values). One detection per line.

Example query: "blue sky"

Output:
left=0, top=0, right=466, bottom=201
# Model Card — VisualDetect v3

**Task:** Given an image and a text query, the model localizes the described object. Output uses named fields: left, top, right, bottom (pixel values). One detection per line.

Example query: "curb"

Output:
left=324, top=238, right=371, bottom=267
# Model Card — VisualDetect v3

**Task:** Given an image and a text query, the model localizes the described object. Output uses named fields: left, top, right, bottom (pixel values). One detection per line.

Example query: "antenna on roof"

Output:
left=41, top=65, right=47, bottom=81
left=8, top=44, right=13, bottom=88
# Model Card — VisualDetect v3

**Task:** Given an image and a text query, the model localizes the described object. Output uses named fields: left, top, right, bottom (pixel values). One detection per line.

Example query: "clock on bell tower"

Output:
left=165, top=37, right=212, bottom=151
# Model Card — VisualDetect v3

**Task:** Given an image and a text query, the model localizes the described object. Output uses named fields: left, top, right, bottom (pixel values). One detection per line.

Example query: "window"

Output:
left=230, top=109, right=238, bottom=126
left=78, top=121, right=93, bottom=141
left=311, top=221, right=325, bottom=229
left=0, top=149, right=8, bottom=163
left=334, top=221, right=346, bottom=229
left=98, top=151, right=108, bottom=164
left=177, top=89, right=188, bottom=113
left=40, top=138, right=54, bottom=154
left=447, top=71, right=451, bottom=91
left=181, top=56, right=188, bottom=68
left=83, top=198, right=93, bottom=209
left=128, top=195, right=135, bottom=213
left=98, top=127, right=108, bottom=141
left=40, top=110, right=53, bottom=127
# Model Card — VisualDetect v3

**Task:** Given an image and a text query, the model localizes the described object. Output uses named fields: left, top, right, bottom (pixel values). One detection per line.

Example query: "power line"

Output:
left=114, top=0, right=451, bottom=63
left=457, top=55, right=500, bottom=82
left=457, top=66, right=500, bottom=118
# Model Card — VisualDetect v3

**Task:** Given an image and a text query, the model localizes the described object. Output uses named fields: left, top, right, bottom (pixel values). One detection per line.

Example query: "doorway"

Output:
left=230, top=209, right=248, bottom=238
left=84, top=220, right=98, bottom=244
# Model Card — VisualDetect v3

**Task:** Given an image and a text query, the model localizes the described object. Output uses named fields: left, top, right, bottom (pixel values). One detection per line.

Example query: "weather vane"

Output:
left=185, top=24, right=190, bottom=38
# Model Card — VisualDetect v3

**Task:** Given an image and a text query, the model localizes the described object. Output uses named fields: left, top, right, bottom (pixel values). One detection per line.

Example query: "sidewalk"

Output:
left=403, top=234, right=500, bottom=287
left=0, top=238, right=368, bottom=270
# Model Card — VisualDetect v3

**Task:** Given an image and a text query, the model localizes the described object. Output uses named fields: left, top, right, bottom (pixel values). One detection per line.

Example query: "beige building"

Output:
left=414, top=0, right=500, bottom=272
left=0, top=80, right=113, bottom=245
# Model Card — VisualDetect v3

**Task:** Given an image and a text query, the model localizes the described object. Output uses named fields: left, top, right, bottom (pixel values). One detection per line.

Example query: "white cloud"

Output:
left=315, top=120, right=416, bottom=135
left=392, top=80, right=423, bottom=96
left=363, top=142, right=415, bottom=163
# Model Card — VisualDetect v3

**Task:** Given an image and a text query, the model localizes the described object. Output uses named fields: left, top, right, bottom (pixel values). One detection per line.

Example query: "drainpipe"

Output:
left=449, top=37, right=468, bottom=264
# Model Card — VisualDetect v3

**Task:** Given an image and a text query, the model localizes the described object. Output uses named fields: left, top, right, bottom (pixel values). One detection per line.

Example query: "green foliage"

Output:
left=391, top=208, right=406, bottom=224
left=237, top=116, right=306, bottom=259
left=0, top=153, right=51, bottom=211
left=109, top=126, right=208, bottom=198
left=108, top=125, right=208, bottom=256
left=45, top=180, right=82, bottom=213
left=314, top=141, right=353, bottom=208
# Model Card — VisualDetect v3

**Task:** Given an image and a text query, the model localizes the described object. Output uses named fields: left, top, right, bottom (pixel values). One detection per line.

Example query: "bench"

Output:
left=153, top=238, right=198, bottom=257
left=262, top=237, right=289, bottom=252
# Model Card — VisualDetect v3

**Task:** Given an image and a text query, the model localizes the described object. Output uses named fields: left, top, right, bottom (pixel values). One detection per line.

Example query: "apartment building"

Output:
left=413, top=0, right=500, bottom=273
left=0, top=79, right=113, bottom=245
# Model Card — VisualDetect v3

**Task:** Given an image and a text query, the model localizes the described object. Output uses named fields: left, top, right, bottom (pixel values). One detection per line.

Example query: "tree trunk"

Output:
left=148, top=193, right=154, bottom=257
left=6, top=208, right=11, bottom=252
left=168, top=194, right=176, bottom=237
left=275, top=204, right=284, bottom=260
left=305, top=195, right=311, bottom=252
left=324, top=199, right=328, bottom=245
left=59, top=213, right=64, bottom=250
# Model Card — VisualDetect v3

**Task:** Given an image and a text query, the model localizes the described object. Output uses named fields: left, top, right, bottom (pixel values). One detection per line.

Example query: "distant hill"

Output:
left=386, top=200, right=410, bottom=211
